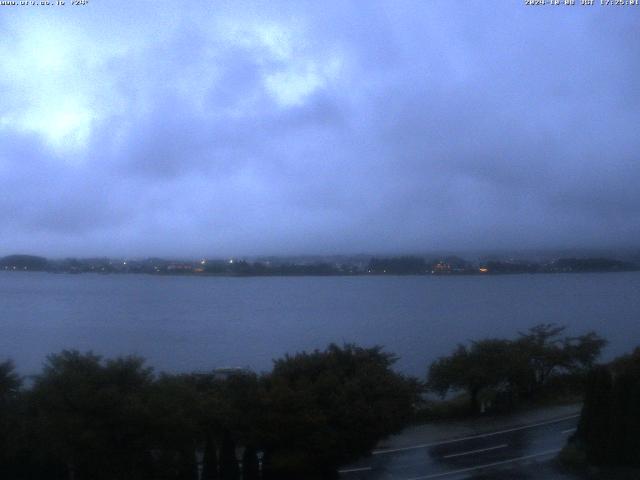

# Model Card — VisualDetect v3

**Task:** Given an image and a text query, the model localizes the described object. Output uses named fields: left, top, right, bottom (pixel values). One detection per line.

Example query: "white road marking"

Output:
left=405, top=448, right=561, bottom=480
left=442, top=443, right=508, bottom=459
left=372, top=414, right=579, bottom=455
left=561, top=428, right=576, bottom=434
left=338, top=466, right=373, bottom=474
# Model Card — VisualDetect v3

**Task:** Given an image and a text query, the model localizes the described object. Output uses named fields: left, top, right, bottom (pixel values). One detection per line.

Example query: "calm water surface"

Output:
left=2, top=271, right=639, bottom=376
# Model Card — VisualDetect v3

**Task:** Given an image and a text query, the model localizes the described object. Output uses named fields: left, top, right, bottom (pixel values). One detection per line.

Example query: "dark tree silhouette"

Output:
left=573, top=348, right=640, bottom=467
left=260, top=343, right=419, bottom=478
left=428, top=324, right=606, bottom=413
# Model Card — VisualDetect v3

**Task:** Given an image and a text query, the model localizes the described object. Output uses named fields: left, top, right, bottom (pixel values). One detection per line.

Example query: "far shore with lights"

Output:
left=1, top=253, right=637, bottom=277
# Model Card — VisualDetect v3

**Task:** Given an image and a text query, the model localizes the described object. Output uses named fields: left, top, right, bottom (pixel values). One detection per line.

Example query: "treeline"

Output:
left=1, top=326, right=634, bottom=477
left=427, top=324, right=606, bottom=414
left=551, top=257, right=634, bottom=273
left=0, top=345, right=419, bottom=480
left=567, top=348, right=640, bottom=467
left=367, top=256, right=429, bottom=274
left=2, top=254, right=637, bottom=276
left=202, top=260, right=341, bottom=276
left=0, top=255, right=49, bottom=271
left=367, top=256, right=473, bottom=274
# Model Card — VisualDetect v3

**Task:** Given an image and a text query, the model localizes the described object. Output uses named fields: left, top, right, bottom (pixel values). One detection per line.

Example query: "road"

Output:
left=339, top=414, right=580, bottom=480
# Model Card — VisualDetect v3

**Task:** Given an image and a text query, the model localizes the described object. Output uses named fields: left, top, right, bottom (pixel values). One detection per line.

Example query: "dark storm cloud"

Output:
left=1, top=1, right=639, bottom=257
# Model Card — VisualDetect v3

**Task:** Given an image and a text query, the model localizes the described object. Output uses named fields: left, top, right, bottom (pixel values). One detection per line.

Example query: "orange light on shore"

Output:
left=479, top=267, right=488, bottom=273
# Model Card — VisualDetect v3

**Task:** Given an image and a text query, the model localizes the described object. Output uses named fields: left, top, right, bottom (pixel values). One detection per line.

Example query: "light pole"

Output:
left=195, top=447, right=204, bottom=480
left=235, top=446, right=246, bottom=480
left=256, top=450, right=264, bottom=479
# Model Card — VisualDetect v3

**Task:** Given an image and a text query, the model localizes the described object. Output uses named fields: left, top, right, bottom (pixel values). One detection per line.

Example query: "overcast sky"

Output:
left=1, top=1, right=639, bottom=258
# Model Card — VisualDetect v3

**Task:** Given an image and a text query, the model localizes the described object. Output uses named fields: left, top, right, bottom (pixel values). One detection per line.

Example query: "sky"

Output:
left=1, top=1, right=639, bottom=258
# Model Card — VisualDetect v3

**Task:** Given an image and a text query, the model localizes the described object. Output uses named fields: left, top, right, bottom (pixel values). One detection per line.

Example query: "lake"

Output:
left=2, top=271, right=639, bottom=377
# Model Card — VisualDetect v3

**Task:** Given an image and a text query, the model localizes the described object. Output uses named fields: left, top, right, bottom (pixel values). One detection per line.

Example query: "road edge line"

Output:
left=373, top=413, right=579, bottom=455
left=405, top=448, right=561, bottom=480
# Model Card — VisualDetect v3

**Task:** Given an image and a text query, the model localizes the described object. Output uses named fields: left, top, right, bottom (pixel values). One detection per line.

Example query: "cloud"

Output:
left=0, top=1, right=639, bottom=257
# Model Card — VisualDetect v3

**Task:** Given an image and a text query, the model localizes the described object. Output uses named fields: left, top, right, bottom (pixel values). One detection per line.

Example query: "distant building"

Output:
left=431, top=261, right=451, bottom=274
left=166, top=263, right=193, bottom=272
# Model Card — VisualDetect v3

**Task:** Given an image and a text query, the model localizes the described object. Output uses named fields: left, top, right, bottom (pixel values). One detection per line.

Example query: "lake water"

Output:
left=2, top=271, right=639, bottom=377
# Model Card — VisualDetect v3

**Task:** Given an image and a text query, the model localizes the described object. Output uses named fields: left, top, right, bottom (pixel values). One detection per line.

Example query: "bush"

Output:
left=0, top=344, right=421, bottom=479
left=572, top=348, right=640, bottom=467
left=260, top=344, right=420, bottom=477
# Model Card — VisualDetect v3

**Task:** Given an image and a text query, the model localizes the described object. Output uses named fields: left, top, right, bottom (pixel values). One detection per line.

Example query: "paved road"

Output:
left=339, top=414, right=579, bottom=480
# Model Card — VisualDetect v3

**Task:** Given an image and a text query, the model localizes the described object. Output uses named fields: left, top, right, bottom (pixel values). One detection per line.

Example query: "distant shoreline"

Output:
left=2, top=268, right=639, bottom=279
left=1, top=253, right=638, bottom=278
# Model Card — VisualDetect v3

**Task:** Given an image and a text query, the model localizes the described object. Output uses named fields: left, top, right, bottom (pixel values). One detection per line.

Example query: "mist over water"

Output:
left=3, top=271, right=640, bottom=377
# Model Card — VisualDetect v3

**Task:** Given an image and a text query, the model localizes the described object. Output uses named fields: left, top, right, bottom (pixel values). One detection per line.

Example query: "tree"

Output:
left=572, top=348, right=640, bottom=467
left=515, top=324, right=567, bottom=390
left=428, top=325, right=607, bottom=413
left=515, top=324, right=606, bottom=396
left=576, top=366, right=613, bottom=465
left=260, top=344, right=420, bottom=478
left=0, top=359, right=20, bottom=403
left=178, top=370, right=266, bottom=480
left=31, top=350, right=156, bottom=480
left=565, top=331, right=608, bottom=371
left=428, top=340, right=518, bottom=413
left=0, top=360, right=22, bottom=478
left=145, top=374, right=202, bottom=480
